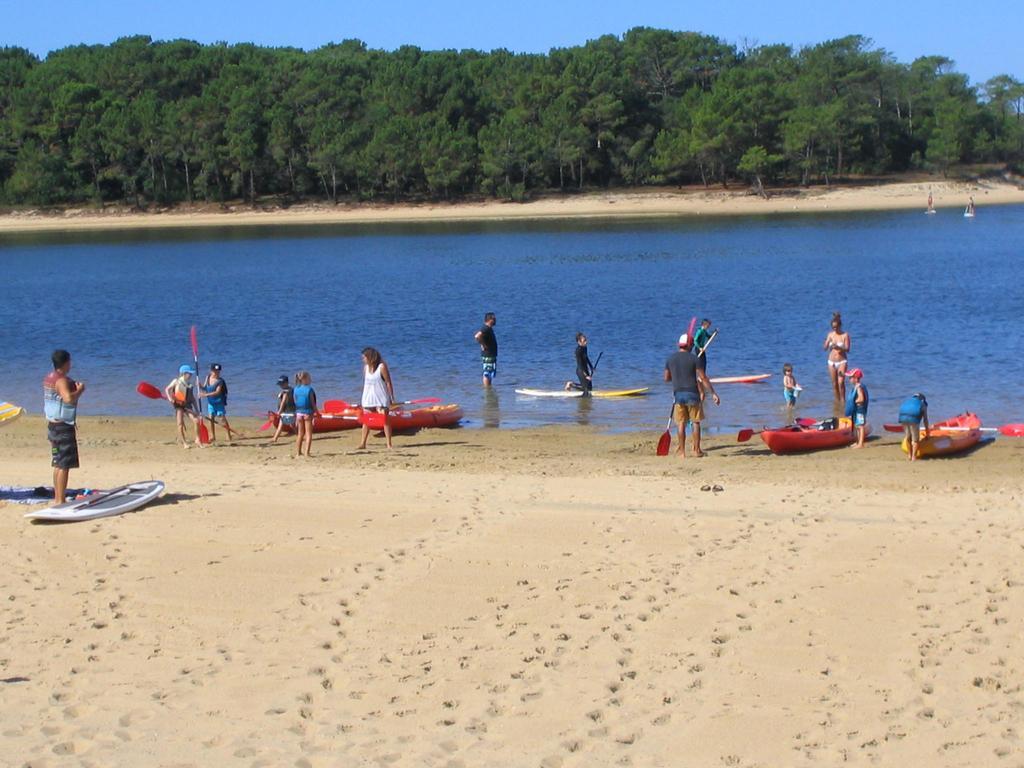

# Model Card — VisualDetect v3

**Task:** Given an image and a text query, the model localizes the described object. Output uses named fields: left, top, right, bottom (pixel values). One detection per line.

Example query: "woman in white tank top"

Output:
left=359, top=347, right=395, bottom=449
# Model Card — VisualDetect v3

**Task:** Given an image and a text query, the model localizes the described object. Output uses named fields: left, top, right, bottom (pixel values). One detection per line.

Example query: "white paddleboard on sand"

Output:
left=0, top=401, right=24, bottom=427
left=25, top=481, right=165, bottom=522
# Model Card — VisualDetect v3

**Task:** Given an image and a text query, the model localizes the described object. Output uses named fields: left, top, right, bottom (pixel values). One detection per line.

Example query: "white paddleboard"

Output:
left=515, top=387, right=650, bottom=398
left=925, top=209, right=937, bottom=215
left=25, top=481, right=165, bottom=522
left=0, top=401, right=24, bottom=427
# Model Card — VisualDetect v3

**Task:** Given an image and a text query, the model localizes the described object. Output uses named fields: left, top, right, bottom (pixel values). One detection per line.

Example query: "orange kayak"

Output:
left=901, top=412, right=982, bottom=457
left=761, top=417, right=866, bottom=454
left=359, top=404, right=463, bottom=431
left=265, top=410, right=360, bottom=433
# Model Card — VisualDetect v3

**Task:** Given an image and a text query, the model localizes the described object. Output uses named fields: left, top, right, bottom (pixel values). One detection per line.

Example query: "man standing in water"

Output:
left=43, top=349, right=85, bottom=503
left=474, top=312, right=498, bottom=387
left=664, top=333, right=719, bottom=458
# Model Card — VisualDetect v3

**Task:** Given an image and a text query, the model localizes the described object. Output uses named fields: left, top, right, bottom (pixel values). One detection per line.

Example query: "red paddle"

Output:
left=324, top=397, right=440, bottom=414
left=885, top=422, right=1024, bottom=436
left=656, top=403, right=675, bottom=456
left=137, top=381, right=164, bottom=399
left=737, top=418, right=831, bottom=443
left=189, top=325, right=211, bottom=445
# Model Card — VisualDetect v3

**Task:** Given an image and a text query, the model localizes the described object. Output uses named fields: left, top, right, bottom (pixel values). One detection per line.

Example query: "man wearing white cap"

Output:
left=664, top=332, right=719, bottom=458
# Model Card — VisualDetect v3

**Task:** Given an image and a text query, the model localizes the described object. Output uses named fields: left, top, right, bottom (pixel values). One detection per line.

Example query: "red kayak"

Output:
left=265, top=410, right=360, bottom=434
left=761, top=417, right=868, bottom=454
left=359, top=404, right=463, bottom=431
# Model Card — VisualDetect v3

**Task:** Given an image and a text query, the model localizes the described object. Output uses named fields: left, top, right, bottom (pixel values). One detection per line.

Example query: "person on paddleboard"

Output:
left=272, top=374, right=295, bottom=444
left=43, top=349, right=86, bottom=503
left=474, top=312, right=498, bottom=387
left=165, top=364, right=204, bottom=449
left=664, top=333, right=719, bottom=458
left=693, top=318, right=714, bottom=372
left=197, top=363, right=238, bottom=444
left=292, top=371, right=318, bottom=457
left=927, top=189, right=934, bottom=213
left=564, top=332, right=594, bottom=394
left=898, top=393, right=930, bottom=461
left=844, top=368, right=869, bottom=449
left=358, top=347, right=395, bottom=450
left=823, top=312, right=850, bottom=401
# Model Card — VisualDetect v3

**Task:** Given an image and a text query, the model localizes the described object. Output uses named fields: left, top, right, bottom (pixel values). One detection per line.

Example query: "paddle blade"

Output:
left=405, top=397, right=441, bottom=405
left=137, top=381, right=164, bottom=400
left=999, top=423, right=1024, bottom=437
left=656, top=429, right=671, bottom=456
left=736, top=429, right=755, bottom=443
left=323, top=400, right=352, bottom=413
left=687, top=316, right=697, bottom=339
left=198, top=420, right=210, bottom=445
left=190, top=325, right=199, bottom=359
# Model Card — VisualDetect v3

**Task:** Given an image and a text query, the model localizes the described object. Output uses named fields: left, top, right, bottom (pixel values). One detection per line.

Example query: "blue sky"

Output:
left=2, top=0, right=1020, bottom=85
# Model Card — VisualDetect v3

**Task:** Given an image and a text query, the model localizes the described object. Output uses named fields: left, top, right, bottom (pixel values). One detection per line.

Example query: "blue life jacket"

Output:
left=293, top=384, right=315, bottom=413
left=898, top=395, right=926, bottom=424
left=43, top=371, right=77, bottom=424
left=204, top=377, right=228, bottom=408
left=845, top=383, right=869, bottom=417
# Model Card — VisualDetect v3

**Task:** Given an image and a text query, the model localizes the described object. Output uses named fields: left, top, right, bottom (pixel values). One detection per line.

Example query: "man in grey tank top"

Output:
left=664, top=333, right=719, bottom=458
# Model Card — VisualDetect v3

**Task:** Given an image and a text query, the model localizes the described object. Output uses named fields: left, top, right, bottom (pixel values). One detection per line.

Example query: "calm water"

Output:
left=2, top=206, right=1022, bottom=433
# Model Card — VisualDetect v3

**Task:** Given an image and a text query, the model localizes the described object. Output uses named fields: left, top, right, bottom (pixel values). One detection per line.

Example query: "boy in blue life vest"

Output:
left=844, top=368, right=869, bottom=448
left=198, top=363, right=239, bottom=444
left=898, top=393, right=931, bottom=461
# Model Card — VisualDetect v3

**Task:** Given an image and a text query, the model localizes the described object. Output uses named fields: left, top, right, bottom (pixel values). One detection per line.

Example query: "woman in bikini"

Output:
left=823, top=312, right=851, bottom=401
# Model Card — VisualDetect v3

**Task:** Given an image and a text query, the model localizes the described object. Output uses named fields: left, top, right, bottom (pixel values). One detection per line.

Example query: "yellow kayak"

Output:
left=0, top=402, right=24, bottom=427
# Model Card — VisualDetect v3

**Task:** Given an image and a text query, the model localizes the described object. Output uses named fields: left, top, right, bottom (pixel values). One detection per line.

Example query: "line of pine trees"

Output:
left=0, top=30, right=1021, bottom=207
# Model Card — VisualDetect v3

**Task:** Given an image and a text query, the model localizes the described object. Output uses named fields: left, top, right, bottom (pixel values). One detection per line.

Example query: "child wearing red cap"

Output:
left=844, top=368, right=869, bottom=448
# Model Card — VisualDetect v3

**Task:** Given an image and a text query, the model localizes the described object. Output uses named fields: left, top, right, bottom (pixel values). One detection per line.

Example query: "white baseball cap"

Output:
left=678, top=333, right=690, bottom=346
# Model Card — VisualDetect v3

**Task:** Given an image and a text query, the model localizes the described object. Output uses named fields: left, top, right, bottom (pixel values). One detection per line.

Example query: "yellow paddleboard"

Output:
left=0, top=402, right=24, bottom=427
left=592, top=388, right=649, bottom=398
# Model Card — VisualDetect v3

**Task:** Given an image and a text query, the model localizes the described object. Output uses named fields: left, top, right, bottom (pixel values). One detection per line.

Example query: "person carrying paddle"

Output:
left=824, top=312, right=850, bottom=401
left=844, top=368, right=869, bottom=449
left=292, top=371, right=318, bottom=457
left=198, top=363, right=238, bottom=444
left=43, top=349, right=85, bottom=503
left=165, top=364, right=204, bottom=449
left=564, top=332, right=594, bottom=394
left=474, top=312, right=498, bottom=387
left=664, top=333, right=719, bottom=458
left=693, top=318, right=714, bottom=371
left=358, top=347, right=395, bottom=450
left=272, top=374, right=295, bottom=444
left=898, top=393, right=930, bottom=461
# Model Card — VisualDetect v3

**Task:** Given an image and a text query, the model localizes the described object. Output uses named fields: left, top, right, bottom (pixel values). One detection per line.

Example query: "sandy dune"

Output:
left=2, top=416, right=1023, bottom=766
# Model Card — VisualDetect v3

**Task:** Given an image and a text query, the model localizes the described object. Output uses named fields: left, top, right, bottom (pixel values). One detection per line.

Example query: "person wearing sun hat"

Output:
left=164, top=363, right=204, bottom=448
left=664, top=332, right=720, bottom=458
left=844, top=368, right=869, bottom=448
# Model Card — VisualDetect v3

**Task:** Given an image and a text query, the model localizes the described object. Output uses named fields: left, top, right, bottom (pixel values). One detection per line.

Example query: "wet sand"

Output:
left=0, top=179, right=1020, bottom=235
left=2, top=415, right=1024, bottom=766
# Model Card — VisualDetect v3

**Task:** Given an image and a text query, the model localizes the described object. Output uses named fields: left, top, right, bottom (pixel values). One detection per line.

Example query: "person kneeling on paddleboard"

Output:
left=564, top=332, right=594, bottom=395
left=664, top=333, right=719, bottom=458
left=165, top=364, right=204, bottom=449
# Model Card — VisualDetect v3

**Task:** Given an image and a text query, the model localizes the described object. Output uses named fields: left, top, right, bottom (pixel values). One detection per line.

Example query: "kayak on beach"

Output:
left=709, top=374, right=772, bottom=384
left=901, top=412, right=983, bottom=458
left=24, top=481, right=165, bottom=522
left=266, top=409, right=360, bottom=433
left=514, top=387, right=650, bottom=398
left=760, top=417, right=867, bottom=454
left=0, top=401, right=24, bottom=427
left=359, top=404, right=463, bottom=431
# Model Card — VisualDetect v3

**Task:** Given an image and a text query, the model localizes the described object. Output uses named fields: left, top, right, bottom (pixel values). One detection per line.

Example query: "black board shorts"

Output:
left=47, top=422, right=80, bottom=470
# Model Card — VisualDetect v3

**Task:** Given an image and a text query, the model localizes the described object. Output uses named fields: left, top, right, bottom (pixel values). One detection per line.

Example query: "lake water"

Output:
left=2, top=205, right=1022, bottom=433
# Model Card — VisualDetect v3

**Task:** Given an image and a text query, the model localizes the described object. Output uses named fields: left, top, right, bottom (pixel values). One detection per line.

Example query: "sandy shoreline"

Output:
left=1, top=179, right=1021, bottom=235
left=2, top=415, right=1024, bottom=765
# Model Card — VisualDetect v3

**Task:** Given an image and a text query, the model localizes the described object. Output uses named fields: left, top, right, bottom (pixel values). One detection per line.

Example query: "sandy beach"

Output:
left=2, top=414, right=1024, bottom=766
left=0, top=178, right=1021, bottom=234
